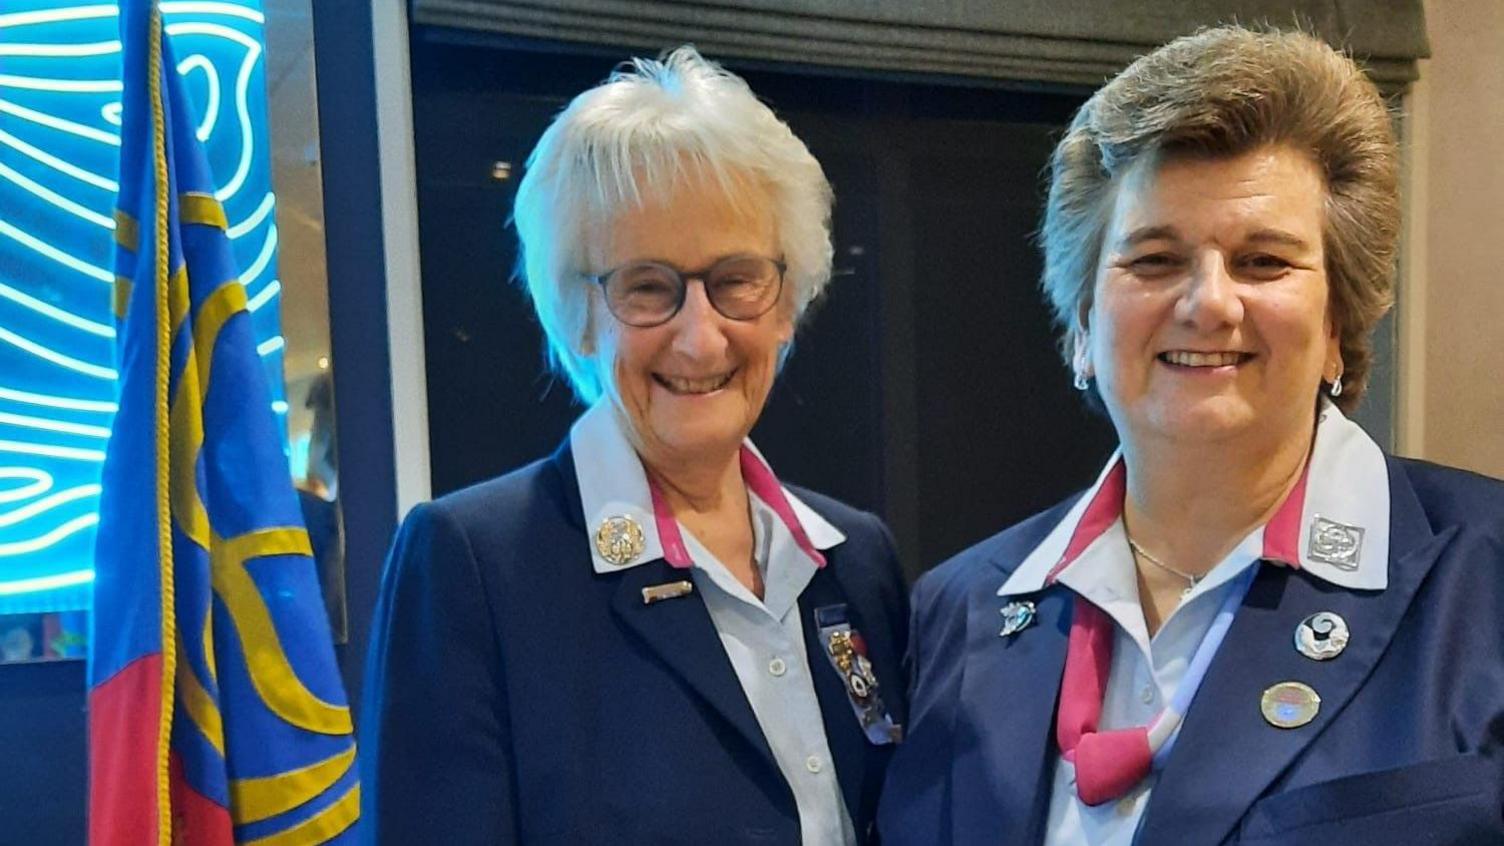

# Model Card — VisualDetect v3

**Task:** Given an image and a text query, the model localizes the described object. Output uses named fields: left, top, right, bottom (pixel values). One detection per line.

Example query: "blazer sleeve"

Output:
left=902, top=560, right=950, bottom=719
left=360, top=501, right=518, bottom=844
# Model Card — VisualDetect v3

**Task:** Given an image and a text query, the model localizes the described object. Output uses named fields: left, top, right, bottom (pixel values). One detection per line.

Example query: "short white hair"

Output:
left=512, top=46, right=834, bottom=404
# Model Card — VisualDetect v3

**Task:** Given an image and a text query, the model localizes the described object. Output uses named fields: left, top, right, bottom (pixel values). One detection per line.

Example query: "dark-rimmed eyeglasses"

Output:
left=590, top=255, right=786, bottom=328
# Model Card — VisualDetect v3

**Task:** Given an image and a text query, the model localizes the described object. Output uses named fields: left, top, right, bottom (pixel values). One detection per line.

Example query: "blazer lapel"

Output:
left=952, top=579, right=1072, bottom=846
left=608, top=560, right=780, bottom=774
left=1139, top=465, right=1457, bottom=845
left=563, top=439, right=780, bottom=777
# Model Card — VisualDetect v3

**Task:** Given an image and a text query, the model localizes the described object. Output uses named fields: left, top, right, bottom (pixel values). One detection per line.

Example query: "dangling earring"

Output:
left=1072, top=338, right=1090, bottom=392
left=1329, top=375, right=1343, bottom=398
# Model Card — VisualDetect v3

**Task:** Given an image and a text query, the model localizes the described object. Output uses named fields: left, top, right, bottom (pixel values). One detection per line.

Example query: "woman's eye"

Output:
left=616, top=273, right=676, bottom=297
left=1127, top=253, right=1183, bottom=275
left=1240, top=254, right=1293, bottom=278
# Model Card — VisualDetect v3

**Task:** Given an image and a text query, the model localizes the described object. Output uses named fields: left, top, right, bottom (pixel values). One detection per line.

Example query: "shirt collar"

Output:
left=999, top=399, right=1389, bottom=598
left=570, top=400, right=845, bottom=575
left=681, top=494, right=810, bottom=621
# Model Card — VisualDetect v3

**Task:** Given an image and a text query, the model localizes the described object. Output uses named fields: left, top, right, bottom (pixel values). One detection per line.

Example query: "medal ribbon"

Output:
left=1055, top=566, right=1256, bottom=806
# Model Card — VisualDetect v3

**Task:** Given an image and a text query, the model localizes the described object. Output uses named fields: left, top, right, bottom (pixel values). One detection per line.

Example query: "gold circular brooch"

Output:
left=594, top=515, right=646, bottom=566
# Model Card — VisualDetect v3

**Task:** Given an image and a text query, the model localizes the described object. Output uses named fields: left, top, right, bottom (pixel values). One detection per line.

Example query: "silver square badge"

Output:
left=1307, top=516, right=1364, bottom=571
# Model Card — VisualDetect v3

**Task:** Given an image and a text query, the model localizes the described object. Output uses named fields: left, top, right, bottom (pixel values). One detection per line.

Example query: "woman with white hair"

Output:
left=362, top=47, right=907, bottom=844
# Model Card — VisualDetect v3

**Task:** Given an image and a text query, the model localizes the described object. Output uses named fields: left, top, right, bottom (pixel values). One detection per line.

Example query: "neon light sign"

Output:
left=0, top=1, right=285, bottom=612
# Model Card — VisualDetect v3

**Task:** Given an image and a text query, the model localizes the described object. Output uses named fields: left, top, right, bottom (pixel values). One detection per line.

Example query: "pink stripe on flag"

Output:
left=89, top=653, right=164, bottom=846
left=169, top=753, right=234, bottom=845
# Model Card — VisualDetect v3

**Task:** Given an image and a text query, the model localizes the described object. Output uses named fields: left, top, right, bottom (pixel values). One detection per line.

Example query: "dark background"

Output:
left=410, top=33, right=1116, bottom=578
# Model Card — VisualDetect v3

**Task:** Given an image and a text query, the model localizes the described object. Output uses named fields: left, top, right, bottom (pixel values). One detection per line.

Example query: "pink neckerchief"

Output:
left=1051, top=457, right=1312, bottom=806
left=646, top=446, right=828, bottom=570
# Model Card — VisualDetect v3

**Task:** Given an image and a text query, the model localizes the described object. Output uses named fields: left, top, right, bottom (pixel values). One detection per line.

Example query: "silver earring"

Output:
left=1073, top=371, right=1090, bottom=391
left=1329, top=375, right=1343, bottom=398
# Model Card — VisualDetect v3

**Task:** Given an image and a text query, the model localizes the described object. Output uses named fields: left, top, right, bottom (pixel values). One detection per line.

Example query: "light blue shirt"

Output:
left=1040, top=530, right=1262, bottom=846
left=570, top=400, right=855, bottom=846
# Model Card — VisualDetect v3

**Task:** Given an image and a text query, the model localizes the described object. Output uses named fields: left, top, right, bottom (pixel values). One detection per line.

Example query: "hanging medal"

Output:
left=815, top=604, right=902, bottom=744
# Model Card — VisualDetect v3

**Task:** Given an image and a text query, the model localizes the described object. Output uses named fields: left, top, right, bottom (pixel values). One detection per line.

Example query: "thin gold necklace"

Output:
left=1127, top=537, right=1199, bottom=599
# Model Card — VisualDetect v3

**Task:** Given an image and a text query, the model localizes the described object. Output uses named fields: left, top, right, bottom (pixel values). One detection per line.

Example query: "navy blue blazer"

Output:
left=878, top=456, right=1504, bottom=845
left=361, top=442, right=908, bottom=844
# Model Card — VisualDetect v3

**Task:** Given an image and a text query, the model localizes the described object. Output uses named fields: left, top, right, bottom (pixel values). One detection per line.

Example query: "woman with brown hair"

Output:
left=880, top=25, right=1504, bottom=846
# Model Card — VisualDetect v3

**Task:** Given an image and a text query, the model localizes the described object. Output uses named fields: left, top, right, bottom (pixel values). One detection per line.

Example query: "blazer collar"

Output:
left=997, top=400, right=1390, bottom=598
left=569, top=400, right=844, bottom=575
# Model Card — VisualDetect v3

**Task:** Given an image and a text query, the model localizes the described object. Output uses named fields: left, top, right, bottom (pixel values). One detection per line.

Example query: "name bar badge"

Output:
left=641, top=580, right=694, bottom=605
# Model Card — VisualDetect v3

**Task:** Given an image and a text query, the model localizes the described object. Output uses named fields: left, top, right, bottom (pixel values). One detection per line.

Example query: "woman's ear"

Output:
left=1324, top=350, right=1344, bottom=385
left=776, top=308, right=795, bottom=345
left=1324, top=316, right=1342, bottom=378
left=1072, top=329, right=1093, bottom=380
left=773, top=286, right=798, bottom=345
left=577, top=301, right=599, bottom=357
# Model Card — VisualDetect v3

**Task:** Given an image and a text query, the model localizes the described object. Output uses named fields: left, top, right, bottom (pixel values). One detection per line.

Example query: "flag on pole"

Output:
left=89, top=2, right=358, bottom=843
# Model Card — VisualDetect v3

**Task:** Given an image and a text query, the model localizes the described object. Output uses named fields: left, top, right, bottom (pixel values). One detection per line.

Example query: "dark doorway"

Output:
left=408, top=33, right=1117, bottom=578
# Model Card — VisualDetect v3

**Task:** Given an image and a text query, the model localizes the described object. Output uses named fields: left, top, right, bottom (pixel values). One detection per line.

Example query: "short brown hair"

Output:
left=1039, top=25, right=1399, bottom=411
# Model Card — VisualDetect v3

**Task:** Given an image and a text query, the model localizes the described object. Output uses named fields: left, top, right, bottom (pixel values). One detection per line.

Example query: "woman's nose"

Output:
left=1175, top=253, right=1244, bottom=330
left=669, top=280, right=731, bottom=358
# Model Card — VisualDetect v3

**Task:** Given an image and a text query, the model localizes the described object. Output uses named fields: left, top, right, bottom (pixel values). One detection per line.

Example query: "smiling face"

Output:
left=586, top=177, right=792, bottom=469
left=1080, top=145, right=1341, bottom=451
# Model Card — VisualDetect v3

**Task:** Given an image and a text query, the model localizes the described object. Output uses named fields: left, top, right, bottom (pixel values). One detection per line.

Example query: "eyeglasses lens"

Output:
left=604, top=257, right=781, bottom=326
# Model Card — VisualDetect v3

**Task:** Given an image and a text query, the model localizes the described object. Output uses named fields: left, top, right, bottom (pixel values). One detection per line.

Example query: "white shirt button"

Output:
left=805, top=755, right=824, bottom=774
left=1139, top=685, right=1156, bottom=704
left=768, top=657, right=787, bottom=677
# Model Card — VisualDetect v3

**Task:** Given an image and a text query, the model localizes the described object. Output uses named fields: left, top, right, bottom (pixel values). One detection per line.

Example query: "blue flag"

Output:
left=89, top=1, right=358, bottom=843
